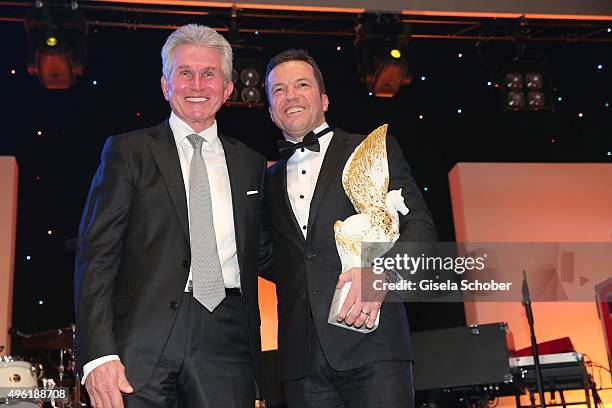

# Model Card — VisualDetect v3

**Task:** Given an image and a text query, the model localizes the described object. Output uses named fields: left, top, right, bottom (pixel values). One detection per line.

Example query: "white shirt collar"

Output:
left=169, top=112, right=221, bottom=152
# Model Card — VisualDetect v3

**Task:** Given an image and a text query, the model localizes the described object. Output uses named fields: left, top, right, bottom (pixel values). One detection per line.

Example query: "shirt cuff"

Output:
left=82, top=355, right=120, bottom=385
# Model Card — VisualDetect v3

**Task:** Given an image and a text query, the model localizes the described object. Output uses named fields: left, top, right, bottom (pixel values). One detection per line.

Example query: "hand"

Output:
left=85, top=360, right=133, bottom=408
left=336, top=267, right=388, bottom=329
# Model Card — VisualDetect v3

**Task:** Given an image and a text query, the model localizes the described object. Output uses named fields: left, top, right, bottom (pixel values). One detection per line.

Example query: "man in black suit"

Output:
left=262, top=49, right=437, bottom=407
left=75, top=24, right=269, bottom=407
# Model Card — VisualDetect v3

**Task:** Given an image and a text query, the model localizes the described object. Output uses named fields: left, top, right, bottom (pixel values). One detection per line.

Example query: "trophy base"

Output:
left=327, top=282, right=380, bottom=333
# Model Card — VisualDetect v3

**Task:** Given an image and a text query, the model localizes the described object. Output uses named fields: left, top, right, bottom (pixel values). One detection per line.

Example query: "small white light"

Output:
left=26, top=255, right=31, bottom=261
left=424, top=187, right=429, bottom=191
left=607, top=151, right=611, bottom=156
left=10, top=69, right=16, bottom=75
left=486, top=81, right=492, bottom=86
left=47, top=230, right=52, bottom=235
left=458, top=53, right=463, bottom=58
left=254, top=31, right=259, bottom=35
left=557, top=96, right=563, bottom=102
left=605, top=102, right=610, bottom=108
left=597, top=64, right=603, bottom=70
left=37, top=130, right=42, bottom=136
left=457, top=109, right=463, bottom=114
left=608, top=28, right=612, bottom=33
left=38, top=300, right=44, bottom=305
left=368, top=92, right=373, bottom=96
left=92, top=80, right=98, bottom=85
left=578, top=112, right=583, bottom=118
left=418, top=115, right=424, bottom=119
left=420, top=76, right=426, bottom=81
left=336, top=46, right=341, bottom=51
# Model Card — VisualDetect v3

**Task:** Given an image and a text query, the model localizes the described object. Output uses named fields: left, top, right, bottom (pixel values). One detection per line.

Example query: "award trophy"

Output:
left=328, top=124, right=409, bottom=333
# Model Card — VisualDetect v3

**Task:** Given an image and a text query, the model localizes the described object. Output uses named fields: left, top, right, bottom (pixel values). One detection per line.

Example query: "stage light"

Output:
left=354, top=15, right=413, bottom=98
left=241, top=87, right=261, bottom=104
left=225, top=45, right=264, bottom=108
left=505, top=72, right=524, bottom=89
left=527, top=91, right=545, bottom=108
left=25, top=6, right=86, bottom=89
left=506, top=91, right=525, bottom=108
left=500, top=55, right=555, bottom=112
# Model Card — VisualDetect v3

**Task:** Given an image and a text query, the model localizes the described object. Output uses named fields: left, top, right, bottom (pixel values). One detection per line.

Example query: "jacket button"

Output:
left=169, top=301, right=179, bottom=309
left=312, top=290, right=318, bottom=295
left=182, top=260, right=190, bottom=268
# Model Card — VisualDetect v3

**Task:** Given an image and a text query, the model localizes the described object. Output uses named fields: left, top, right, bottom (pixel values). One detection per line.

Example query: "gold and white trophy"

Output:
left=328, top=124, right=409, bottom=333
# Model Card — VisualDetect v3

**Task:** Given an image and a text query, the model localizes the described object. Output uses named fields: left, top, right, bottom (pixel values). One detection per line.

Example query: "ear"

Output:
left=222, top=80, right=234, bottom=103
left=322, top=93, right=329, bottom=112
left=161, top=76, right=169, bottom=101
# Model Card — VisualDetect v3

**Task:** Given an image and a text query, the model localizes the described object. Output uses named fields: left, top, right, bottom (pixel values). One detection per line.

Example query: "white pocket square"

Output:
left=246, top=190, right=259, bottom=196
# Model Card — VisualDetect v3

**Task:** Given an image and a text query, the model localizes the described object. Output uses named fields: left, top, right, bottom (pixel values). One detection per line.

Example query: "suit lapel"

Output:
left=149, top=120, right=190, bottom=242
left=307, top=130, right=350, bottom=234
left=219, top=134, right=248, bottom=269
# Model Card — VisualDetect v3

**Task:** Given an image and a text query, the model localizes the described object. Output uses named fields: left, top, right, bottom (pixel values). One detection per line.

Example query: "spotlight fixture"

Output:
left=225, top=45, right=264, bottom=109
left=354, top=14, right=414, bottom=98
left=25, top=6, right=87, bottom=89
left=500, top=56, right=555, bottom=112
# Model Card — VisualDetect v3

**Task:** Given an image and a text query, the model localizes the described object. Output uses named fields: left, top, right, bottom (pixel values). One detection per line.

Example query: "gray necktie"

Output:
left=187, top=134, right=226, bottom=311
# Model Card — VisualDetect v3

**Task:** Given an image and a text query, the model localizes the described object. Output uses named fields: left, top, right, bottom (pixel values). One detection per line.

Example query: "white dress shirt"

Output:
left=285, top=122, right=334, bottom=238
left=82, top=113, right=240, bottom=383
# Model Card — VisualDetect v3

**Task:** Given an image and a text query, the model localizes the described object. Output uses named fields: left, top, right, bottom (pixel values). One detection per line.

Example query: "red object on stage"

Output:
left=516, top=337, right=575, bottom=357
left=595, top=276, right=612, bottom=371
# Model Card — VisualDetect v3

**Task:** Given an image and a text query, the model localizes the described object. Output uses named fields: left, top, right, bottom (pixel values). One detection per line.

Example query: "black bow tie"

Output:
left=277, top=127, right=333, bottom=161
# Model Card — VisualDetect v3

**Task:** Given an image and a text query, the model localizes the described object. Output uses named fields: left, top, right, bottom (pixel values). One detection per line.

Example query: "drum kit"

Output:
left=2, top=324, right=83, bottom=407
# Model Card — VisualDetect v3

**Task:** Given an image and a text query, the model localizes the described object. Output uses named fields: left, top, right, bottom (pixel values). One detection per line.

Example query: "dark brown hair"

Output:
left=265, top=49, right=326, bottom=98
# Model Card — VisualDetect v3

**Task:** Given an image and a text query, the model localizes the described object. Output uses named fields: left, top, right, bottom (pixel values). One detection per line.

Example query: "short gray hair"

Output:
left=161, top=24, right=233, bottom=83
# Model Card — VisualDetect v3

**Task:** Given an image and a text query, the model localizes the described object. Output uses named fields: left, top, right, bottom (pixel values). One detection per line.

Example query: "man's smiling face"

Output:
left=161, top=44, right=233, bottom=133
left=267, top=60, right=329, bottom=142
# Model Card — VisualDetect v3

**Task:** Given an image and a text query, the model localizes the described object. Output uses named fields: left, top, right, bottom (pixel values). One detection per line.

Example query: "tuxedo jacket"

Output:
left=263, top=128, right=437, bottom=382
left=74, top=120, right=267, bottom=392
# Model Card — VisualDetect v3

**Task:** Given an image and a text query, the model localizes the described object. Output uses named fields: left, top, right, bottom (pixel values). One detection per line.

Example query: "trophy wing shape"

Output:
left=341, top=124, right=389, bottom=216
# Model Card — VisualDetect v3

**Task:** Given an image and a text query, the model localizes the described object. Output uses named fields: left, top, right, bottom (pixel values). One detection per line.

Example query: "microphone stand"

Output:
left=522, top=271, right=546, bottom=408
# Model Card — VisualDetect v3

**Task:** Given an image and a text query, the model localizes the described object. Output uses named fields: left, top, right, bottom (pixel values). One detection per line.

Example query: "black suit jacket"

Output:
left=263, top=128, right=437, bottom=382
left=74, top=120, right=267, bottom=392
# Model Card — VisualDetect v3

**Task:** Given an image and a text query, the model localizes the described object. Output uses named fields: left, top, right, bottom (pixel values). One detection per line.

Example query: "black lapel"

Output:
left=149, top=120, right=190, bottom=242
left=278, top=160, right=306, bottom=244
left=307, top=129, right=350, bottom=233
left=218, top=133, right=248, bottom=270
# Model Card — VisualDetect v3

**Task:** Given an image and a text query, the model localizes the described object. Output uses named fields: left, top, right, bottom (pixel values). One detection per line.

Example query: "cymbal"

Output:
left=21, top=326, right=74, bottom=350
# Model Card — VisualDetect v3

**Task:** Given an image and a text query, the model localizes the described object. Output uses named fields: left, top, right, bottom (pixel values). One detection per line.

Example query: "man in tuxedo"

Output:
left=74, top=24, right=269, bottom=408
left=262, top=49, right=437, bottom=407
